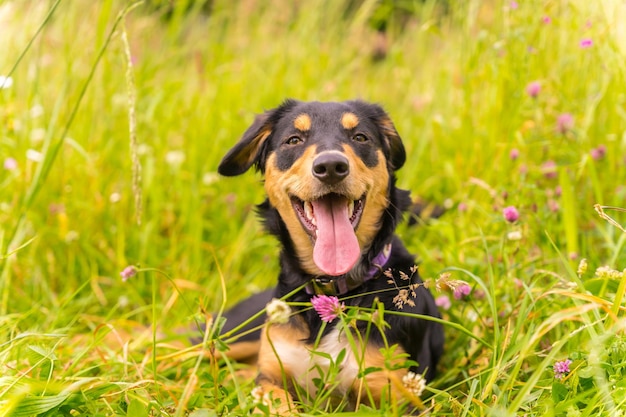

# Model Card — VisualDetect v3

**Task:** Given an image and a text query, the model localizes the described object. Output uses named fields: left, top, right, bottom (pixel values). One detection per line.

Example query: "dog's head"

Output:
left=219, top=100, right=406, bottom=277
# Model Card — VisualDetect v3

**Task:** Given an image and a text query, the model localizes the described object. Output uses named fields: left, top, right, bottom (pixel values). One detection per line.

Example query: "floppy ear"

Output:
left=378, top=115, right=406, bottom=171
left=218, top=112, right=273, bottom=176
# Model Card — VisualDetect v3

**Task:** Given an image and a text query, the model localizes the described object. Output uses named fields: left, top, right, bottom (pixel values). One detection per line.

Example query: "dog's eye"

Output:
left=285, top=136, right=302, bottom=145
left=352, top=134, right=368, bottom=143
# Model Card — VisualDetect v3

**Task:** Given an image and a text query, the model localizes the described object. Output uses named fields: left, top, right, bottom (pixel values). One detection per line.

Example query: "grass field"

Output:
left=1, top=0, right=626, bottom=415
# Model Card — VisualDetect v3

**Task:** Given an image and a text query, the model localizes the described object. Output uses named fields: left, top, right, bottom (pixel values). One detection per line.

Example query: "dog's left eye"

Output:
left=352, top=133, right=368, bottom=143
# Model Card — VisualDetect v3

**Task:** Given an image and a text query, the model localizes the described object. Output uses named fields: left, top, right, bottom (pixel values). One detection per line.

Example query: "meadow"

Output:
left=1, top=0, right=626, bottom=415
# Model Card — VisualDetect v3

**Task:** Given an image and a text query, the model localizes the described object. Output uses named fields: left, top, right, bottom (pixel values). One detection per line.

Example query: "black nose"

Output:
left=312, top=152, right=350, bottom=185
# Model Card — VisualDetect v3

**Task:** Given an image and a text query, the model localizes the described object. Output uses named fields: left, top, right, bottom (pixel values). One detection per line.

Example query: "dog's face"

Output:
left=219, top=100, right=406, bottom=277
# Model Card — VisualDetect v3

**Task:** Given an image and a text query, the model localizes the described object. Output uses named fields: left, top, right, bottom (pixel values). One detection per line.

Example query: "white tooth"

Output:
left=304, top=202, right=315, bottom=224
left=348, top=200, right=355, bottom=218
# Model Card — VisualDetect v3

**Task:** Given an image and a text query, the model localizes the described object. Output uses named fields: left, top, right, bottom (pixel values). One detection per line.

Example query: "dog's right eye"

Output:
left=285, top=136, right=302, bottom=145
left=352, top=133, right=369, bottom=143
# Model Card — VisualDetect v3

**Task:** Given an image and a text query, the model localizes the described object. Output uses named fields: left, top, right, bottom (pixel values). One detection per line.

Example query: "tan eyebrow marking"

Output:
left=341, top=112, right=359, bottom=130
left=294, top=113, right=311, bottom=131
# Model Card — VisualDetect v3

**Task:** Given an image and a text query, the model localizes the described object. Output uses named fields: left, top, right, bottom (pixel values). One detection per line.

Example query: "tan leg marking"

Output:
left=256, top=317, right=310, bottom=414
left=347, top=344, right=411, bottom=408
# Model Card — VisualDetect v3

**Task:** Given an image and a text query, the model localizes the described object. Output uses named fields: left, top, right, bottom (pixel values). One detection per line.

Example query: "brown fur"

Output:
left=217, top=100, right=444, bottom=414
left=264, top=145, right=389, bottom=276
left=341, top=112, right=360, bottom=130
left=232, top=128, right=272, bottom=171
left=294, top=113, right=312, bottom=131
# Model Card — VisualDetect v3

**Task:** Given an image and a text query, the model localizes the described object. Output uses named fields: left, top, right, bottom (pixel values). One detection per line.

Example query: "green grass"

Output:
left=1, top=0, right=626, bottom=415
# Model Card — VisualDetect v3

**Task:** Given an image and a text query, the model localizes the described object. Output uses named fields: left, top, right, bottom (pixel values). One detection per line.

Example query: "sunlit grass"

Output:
left=1, top=0, right=625, bottom=415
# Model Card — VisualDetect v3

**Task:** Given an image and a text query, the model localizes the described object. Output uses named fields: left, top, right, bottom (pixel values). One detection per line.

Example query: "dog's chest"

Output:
left=275, top=327, right=360, bottom=395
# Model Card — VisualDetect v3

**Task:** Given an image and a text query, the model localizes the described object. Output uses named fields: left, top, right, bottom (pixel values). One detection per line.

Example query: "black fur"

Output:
left=217, top=99, right=444, bottom=395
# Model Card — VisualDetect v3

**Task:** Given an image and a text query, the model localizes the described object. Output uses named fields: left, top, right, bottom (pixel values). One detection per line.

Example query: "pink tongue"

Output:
left=312, top=195, right=360, bottom=276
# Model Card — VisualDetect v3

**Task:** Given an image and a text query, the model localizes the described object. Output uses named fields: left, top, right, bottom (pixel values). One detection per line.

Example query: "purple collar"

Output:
left=305, top=243, right=392, bottom=296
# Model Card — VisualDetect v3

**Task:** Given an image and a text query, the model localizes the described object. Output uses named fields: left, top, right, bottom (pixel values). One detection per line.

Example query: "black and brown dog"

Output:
left=217, top=99, right=444, bottom=412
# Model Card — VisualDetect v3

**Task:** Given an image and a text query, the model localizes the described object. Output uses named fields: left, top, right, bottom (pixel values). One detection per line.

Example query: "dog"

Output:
left=217, top=99, right=444, bottom=413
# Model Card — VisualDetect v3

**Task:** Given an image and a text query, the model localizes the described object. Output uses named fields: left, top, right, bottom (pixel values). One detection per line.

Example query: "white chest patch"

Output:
left=272, top=328, right=361, bottom=396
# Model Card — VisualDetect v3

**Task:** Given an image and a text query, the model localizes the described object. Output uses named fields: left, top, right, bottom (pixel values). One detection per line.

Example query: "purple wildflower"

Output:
left=542, top=160, right=558, bottom=179
left=509, top=148, right=520, bottom=160
left=525, top=81, right=541, bottom=98
left=590, top=145, right=607, bottom=160
left=554, top=359, right=573, bottom=379
left=435, top=295, right=451, bottom=310
left=503, top=206, right=520, bottom=223
left=509, top=1, right=518, bottom=9
left=519, top=164, right=528, bottom=175
left=554, top=186, right=562, bottom=197
left=3, top=157, right=17, bottom=171
left=580, top=38, right=593, bottom=48
left=48, top=203, right=65, bottom=215
left=542, top=16, right=552, bottom=24
left=556, top=113, right=574, bottom=134
left=453, top=283, right=471, bottom=300
left=120, top=265, right=138, bottom=282
left=311, top=295, right=344, bottom=323
left=548, top=199, right=560, bottom=213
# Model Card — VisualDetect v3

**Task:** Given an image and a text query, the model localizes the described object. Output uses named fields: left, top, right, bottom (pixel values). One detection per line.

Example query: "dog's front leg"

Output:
left=254, top=318, right=310, bottom=415
left=252, top=378, right=296, bottom=416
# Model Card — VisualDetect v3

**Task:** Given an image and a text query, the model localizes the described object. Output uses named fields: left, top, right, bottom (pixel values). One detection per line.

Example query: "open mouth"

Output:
left=292, top=194, right=365, bottom=235
left=291, top=193, right=365, bottom=276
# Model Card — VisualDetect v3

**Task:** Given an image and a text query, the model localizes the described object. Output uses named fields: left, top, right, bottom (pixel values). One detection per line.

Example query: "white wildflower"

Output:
left=30, top=104, right=44, bottom=118
left=266, top=298, right=291, bottom=324
left=137, top=143, right=152, bottom=155
left=165, top=150, right=185, bottom=168
left=202, top=172, right=220, bottom=185
left=251, top=385, right=271, bottom=407
left=65, top=230, right=79, bottom=243
left=26, top=149, right=43, bottom=162
left=109, top=192, right=122, bottom=203
left=466, top=310, right=479, bottom=322
left=507, top=230, right=523, bottom=241
left=402, top=371, right=426, bottom=397
left=595, top=265, right=624, bottom=280
left=30, top=128, right=46, bottom=142
left=118, top=295, right=130, bottom=308
left=577, top=258, right=588, bottom=276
